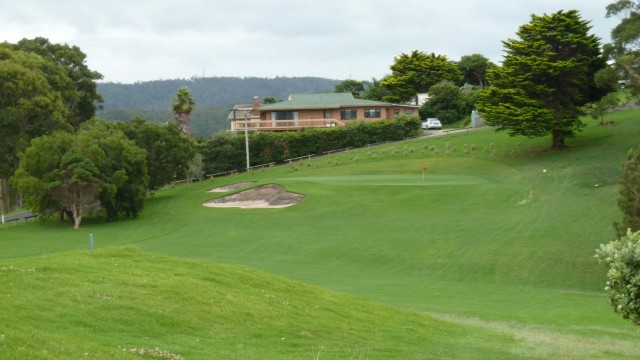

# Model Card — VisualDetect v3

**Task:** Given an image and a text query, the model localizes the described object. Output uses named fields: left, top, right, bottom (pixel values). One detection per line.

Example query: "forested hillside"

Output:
left=97, top=76, right=340, bottom=137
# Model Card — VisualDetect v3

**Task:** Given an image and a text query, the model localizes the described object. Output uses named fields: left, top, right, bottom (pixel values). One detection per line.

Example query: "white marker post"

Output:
left=89, top=234, right=94, bottom=252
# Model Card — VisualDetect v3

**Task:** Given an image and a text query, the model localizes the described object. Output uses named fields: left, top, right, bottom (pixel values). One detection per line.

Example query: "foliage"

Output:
left=419, top=82, right=480, bottom=124
left=0, top=38, right=103, bottom=213
left=115, top=118, right=196, bottom=190
left=11, top=131, right=75, bottom=219
left=477, top=10, right=607, bottom=149
left=381, top=51, right=463, bottom=104
left=418, top=81, right=471, bottom=124
left=262, top=96, right=281, bottom=104
left=0, top=44, right=70, bottom=179
left=51, top=152, right=101, bottom=228
left=615, top=144, right=640, bottom=237
left=457, top=53, right=494, bottom=89
left=595, top=229, right=640, bottom=326
left=97, top=77, right=339, bottom=137
left=13, top=37, right=104, bottom=130
left=606, top=0, right=640, bottom=96
left=80, top=121, right=149, bottom=221
left=200, top=116, right=421, bottom=174
left=584, top=92, right=621, bottom=125
left=99, top=105, right=231, bottom=138
left=11, top=120, right=149, bottom=225
left=11, top=132, right=103, bottom=228
left=334, top=79, right=365, bottom=98
left=362, top=77, right=390, bottom=101
left=186, top=153, right=204, bottom=183
left=171, top=87, right=195, bottom=136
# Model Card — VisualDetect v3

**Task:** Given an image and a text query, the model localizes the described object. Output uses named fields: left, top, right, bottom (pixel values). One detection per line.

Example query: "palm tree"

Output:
left=171, top=87, right=195, bottom=136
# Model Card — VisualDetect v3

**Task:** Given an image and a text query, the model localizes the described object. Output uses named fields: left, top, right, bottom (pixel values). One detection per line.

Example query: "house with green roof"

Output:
left=230, top=93, right=419, bottom=131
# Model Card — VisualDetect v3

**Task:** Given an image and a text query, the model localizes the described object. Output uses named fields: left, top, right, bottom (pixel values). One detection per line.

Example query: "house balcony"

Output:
left=231, top=118, right=346, bottom=131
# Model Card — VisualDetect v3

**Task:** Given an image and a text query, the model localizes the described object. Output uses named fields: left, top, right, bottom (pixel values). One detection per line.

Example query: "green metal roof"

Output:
left=257, top=93, right=407, bottom=111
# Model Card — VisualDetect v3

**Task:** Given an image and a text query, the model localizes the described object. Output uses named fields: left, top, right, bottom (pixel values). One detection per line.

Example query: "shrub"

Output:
left=201, top=116, right=421, bottom=173
left=595, top=230, right=640, bottom=326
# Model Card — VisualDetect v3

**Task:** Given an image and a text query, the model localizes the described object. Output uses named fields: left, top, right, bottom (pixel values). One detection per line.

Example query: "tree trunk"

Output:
left=0, top=178, right=9, bottom=214
left=64, top=210, right=75, bottom=226
left=175, top=112, right=192, bottom=136
left=72, top=206, right=82, bottom=229
left=551, top=130, right=567, bottom=149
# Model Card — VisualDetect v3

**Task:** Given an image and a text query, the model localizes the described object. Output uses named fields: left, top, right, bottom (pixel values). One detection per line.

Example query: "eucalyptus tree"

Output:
left=11, top=120, right=149, bottom=226
left=11, top=131, right=98, bottom=228
left=477, top=10, right=607, bottom=149
left=171, top=87, right=196, bottom=136
left=13, top=37, right=104, bottom=130
left=0, top=38, right=103, bottom=212
left=0, top=44, right=69, bottom=179
left=116, top=118, right=196, bottom=190
left=605, top=0, right=640, bottom=95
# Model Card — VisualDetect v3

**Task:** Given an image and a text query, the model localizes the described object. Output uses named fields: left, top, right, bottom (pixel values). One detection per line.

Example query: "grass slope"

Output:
left=1, top=247, right=517, bottom=359
left=2, top=110, right=640, bottom=358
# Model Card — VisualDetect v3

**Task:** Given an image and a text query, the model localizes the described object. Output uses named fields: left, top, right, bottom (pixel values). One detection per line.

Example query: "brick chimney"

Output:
left=252, top=96, right=260, bottom=110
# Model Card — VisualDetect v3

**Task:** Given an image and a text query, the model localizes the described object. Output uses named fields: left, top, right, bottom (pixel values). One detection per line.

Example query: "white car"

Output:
left=422, top=118, right=442, bottom=130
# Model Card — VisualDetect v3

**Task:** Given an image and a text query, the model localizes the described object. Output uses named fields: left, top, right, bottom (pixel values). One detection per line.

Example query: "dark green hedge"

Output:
left=200, top=115, right=421, bottom=174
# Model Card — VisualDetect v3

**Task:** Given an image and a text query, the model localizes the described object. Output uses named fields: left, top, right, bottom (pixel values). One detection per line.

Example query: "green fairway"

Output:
left=2, top=110, right=640, bottom=358
left=0, top=247, right=522, bottom=359
left=280, top=173, right=490, bottom=186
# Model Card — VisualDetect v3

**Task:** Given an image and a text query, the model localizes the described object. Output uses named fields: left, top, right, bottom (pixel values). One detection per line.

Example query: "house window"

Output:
left=324, top=110, right=333, bottom=119
left=340, top=109, right=357, bottom=120
left=273, top=111, right=296, bottom=120
left=364, top=109, right=381, bottom=118
left=404, top=109, right=414, bottom=115
left=394, top=109, right=400, bottom=117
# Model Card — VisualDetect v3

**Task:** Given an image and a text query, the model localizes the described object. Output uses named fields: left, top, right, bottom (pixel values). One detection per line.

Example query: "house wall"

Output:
left=260, top=106, right=416, bottom=121
left=259, top=105, right=417, bottom=123
left=298, top=109, right=326, bottom=120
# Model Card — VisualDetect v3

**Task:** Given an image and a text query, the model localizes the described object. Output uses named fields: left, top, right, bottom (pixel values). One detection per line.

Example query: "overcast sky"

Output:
left=0, top=1, right=619, bottom=84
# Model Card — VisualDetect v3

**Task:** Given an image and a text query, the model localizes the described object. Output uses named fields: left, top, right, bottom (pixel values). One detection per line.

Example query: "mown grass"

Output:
left=2, top=110, right=640, bottom=358
left=1, top=247, right=520, bottom=359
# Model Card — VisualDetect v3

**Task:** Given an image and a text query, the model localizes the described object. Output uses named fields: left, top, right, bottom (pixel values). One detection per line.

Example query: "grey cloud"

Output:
left=0, top=0, right=617, bottom=83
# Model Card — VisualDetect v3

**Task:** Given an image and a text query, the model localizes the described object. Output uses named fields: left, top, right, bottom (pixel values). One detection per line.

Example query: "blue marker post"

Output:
left=89, top=234, right=94, bottom=252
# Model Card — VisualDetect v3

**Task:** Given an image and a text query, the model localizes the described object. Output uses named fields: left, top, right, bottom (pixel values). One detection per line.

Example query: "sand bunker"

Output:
left=208, top=182, right=255, bottom=192
left=203, top=184, right=305, bottom=209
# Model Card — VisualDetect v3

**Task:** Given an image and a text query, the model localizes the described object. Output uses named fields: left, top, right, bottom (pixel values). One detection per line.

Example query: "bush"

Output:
left=201, top=116, right=421, bottom=174
left=595, top=229, right=640, bottom=326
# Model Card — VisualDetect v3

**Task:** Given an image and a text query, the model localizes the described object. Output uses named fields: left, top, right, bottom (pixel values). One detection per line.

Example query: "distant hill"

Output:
left=97, top=76, right=341, bottom=137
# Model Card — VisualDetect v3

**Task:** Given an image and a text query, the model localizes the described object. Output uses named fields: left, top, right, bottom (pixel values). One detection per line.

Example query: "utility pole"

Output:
left=229, top=107, right=252, bottom=171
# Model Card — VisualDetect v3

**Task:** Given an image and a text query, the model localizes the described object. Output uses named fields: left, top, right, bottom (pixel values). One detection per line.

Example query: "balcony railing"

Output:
left=231, top=118, right=346, bottom=131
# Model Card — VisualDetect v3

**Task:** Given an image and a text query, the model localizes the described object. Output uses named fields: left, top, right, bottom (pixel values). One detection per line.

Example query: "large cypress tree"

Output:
left=477, top=10, right=607, bottom=149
